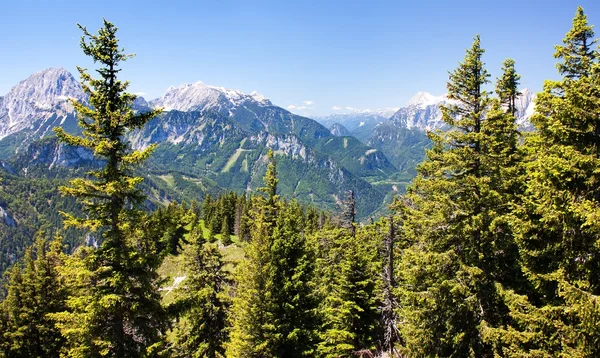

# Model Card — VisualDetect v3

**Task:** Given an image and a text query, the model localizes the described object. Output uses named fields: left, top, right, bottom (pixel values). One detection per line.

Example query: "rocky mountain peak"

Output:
left=0, top=67, right=84, bottom=139
left=149, top=81, right=272, bottom=115
left=407, top=91, right=445, bottom=109
left=329, top=123, right=351, bottom=137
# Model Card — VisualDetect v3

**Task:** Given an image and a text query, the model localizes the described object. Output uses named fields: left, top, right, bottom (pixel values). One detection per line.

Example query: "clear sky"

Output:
left=1, top=0, right=599, bottom=116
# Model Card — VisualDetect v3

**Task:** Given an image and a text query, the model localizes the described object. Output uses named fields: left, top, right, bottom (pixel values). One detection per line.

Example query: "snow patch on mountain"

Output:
left=514, top=88, right=536, bottom=130
left=386, top=89, right=535, bottom=132
left=407, top=91, right=446, bottom=109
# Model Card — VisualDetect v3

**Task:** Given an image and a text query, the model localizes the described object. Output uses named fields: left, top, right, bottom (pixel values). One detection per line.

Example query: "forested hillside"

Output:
left=1, top=6, right=600, bottom=358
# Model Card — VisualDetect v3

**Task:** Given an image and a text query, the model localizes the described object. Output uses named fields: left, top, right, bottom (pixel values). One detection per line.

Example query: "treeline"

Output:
left=2, top=7, right=600, bottom=358
left=200, top=190, right=329, bottom=244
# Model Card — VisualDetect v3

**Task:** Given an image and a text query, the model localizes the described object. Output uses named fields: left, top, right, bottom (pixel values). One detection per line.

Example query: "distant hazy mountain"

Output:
left=312, top=108, right=397, bottom=141
left=366, top=89, right=536, bottom=173
left=329, top=123, right=351, bottom=137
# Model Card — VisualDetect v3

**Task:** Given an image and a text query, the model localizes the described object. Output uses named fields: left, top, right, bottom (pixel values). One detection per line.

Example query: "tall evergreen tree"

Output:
left=227, top=150, right=318, bottom=357
left=316, top=226, right=381, bottom=357
left=51, top=20, right=168, bottom=356
left=270, top=200, right=318, bottom=356
left=220, top=215, right=232, bottom=246
left=491, top=7, right=600, bottom=356
left=168, top=229, right=230, bottom=358
left=496, top=59, right=522, bottom=115
left=394, top=35, right=525, bottom=357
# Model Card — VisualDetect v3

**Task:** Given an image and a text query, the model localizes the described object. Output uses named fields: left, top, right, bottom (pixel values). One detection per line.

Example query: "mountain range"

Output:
left=0, top=67, right=538, bottom=271
left=0, top=68, right=398, bottom=220
left=0, top=68, right=537, bottom=220
left=315, top=89, right=536, bottom=173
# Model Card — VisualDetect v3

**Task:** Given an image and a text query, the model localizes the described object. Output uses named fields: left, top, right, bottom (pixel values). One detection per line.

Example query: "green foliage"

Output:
left=50, top=20, right=169, bottom=357
left=394, top=35, right=524, bottom=357
left=0, top=236, right=66, bottom=357
left=227, top=153, right=319, bottom=357
left=495, top=7, right=600, bottom=356
left=2, top=8, right=600, bottom=358
left=220, top=215, right=232, bottom=246
left=167, top=225, right=230, bottom=358
left=315, top=226, right=382, bottom=357
left=0, top=172, right=83, bottom=276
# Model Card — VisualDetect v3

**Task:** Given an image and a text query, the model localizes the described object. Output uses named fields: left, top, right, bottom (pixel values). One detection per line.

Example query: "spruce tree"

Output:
left=492, top=7, right=600, bottom=356
left=238, top=195, right=253, bottom=242
left=168, top=230, right=230, bottom=358
left=227, top=150, right=280, bottom=357
left=316, top=226, right=381, bottom=357
left=201, top=194, right=214, bottom=225
left=51, top=20, right=167, bottom=356
left=270, top=200, right=318, bottom=356
left=220, top=215, right=232, bottom=246
left=496, top=59, right=521, bottom=115
left=0, top=237, right=66, bottom=357
left=227, top=150, right=318, bottom=357
left=394, top=35, right=523, bottom=356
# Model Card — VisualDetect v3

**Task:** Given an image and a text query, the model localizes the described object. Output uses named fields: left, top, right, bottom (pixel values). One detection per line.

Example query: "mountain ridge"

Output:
left=0, top=68, right=398, bottom=220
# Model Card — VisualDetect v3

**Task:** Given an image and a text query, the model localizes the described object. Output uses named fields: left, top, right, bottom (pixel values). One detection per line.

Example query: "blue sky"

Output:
left=1, top=0, right=599, bottom=116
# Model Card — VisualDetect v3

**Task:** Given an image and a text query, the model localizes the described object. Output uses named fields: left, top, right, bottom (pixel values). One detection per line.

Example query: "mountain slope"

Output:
left=367, top=89, right=536, bottom=172
left=329, top=123, right=351, bottom=137
left=0, top=69, right=397, bottom=221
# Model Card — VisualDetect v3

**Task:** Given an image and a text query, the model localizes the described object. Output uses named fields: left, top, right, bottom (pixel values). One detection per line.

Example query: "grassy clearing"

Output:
left=158, top=220, right=246, bottom=303
left=158, top=174, right=175, bottom=187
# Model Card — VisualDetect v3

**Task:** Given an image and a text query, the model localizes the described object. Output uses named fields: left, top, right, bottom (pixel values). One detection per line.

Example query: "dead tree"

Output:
left=381, top=216, right=400, bottom=356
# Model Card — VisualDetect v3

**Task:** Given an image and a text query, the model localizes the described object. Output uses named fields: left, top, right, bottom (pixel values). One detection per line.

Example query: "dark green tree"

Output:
left=227, top=150, right=318, bottom=357
left=489, top=7, right=600, bottom=356
left=395, top=35, right=522, bottom=357
left=51, top=20, right=168, bottom=356
left=496, top=58, right=522, bottom=115
left=0, top=237, right=66, bottom=358
left=220, top=215, right=232, bottom=246
left=270, top=200, right=318, bottom=356
left=168, top=230, right=230, bottom=358
left=555, top=6, right=597, bottom=79
left=201, top=194, right=214, bottom=225
left=316, top=226, right=381, bottom=357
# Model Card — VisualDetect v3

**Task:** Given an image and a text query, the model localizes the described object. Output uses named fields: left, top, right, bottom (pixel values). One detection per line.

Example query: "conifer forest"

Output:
left=2, top=5, right=600, bottom=358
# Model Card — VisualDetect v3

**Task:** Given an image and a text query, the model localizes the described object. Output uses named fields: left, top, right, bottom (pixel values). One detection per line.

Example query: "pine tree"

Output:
left=227, top=150, right=318, bottom=357
left=0, top=237, right=67, bottom=357
left=316, top=226, right=381, bottom=357
left=51, top=20, right=168, bottom=356
left=270, top=200, right=318, bottom=356
left=496, top=59, right=522, bottom=115
left=492, top=7, right=600, bottom=356
left=394, top=35, right=523, bottom=357
left=168, top=229, right=230, bottom=358
left=220, top=215, right=232, bottom=246
left=555, top=6, right=597, bottom=80
left=201, top=194, right=214, bottom=225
